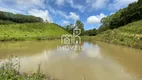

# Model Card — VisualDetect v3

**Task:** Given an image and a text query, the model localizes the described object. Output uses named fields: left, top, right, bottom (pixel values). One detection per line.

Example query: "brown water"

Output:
left=0, top=40, right=142, bottom=80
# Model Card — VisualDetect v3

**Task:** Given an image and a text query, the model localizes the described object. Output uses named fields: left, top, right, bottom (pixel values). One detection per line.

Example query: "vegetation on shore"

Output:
left=0, top=23, right=68, bottom=41
left=0, top=57, right=46, bottom=80
left=95, top=20, right=142, bottom=49
left=98, top=0, right=142, bottom=32
left=82, top=0, right=142, bottom=49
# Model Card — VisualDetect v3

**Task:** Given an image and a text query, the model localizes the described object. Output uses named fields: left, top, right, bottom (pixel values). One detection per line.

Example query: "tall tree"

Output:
left=75, top=20, right=84, bottom=35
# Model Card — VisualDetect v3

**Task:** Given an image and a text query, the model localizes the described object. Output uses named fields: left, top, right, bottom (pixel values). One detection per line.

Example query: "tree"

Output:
left=98, top=1, right=142, bottom=33
left=75, top=20, right=84, bottom=36
left=0, top=11, right=43, bottom=24
left=65, top=24, right=74, bottom=33
left=138, top=0, right=142, bottom=4
left=84, top=28, right=97, bottom=36
left=64, top=20, right=84, bottom=36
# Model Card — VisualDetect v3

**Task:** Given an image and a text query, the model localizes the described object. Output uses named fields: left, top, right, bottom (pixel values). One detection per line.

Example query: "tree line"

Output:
left=98, top=0, right=142, bottom=32
left=0, top=11, right=43, bottom=24
left=65, top=20, right=84, bottom=36
left=64, top=20, right=97, bottom=36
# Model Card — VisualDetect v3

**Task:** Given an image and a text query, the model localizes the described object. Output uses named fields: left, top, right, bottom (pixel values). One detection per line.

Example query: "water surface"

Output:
left=0, top=40, right=142, bottom=80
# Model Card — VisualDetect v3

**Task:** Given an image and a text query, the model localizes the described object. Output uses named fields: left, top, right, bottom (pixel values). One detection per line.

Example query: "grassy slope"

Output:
left=0, top=23, right=68, bottom=41
left=95, top=20, right=142, bottom=49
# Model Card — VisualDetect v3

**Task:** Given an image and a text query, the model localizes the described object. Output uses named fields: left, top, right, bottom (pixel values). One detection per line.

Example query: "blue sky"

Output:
left=0, top=0, right=138, bottom=30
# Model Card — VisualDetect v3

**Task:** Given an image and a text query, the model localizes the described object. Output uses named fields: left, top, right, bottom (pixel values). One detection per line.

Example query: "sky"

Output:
left=0, top=0, right=138, bottom=30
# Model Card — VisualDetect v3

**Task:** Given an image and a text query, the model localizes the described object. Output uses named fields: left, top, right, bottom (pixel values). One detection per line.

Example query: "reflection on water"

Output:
left=0, top=41, right=142, bottom=80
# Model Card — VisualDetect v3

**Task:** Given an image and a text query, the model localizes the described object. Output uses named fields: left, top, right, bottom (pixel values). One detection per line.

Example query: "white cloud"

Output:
left=55, top=0, right=107, bottom=13
left=0, top=0, right=46, bottom=13
left=67, top=0, right=85, bottom=12
left=109, top=0, right=138, bottom=10
left=68, top=12, right=80, bottom=21
left=58, top=11, right=68, bottom=19
left=5, top=0, right=45, bottom=11
left=55, top=0, right=85, bottom=12
left=28, top=9, right=52, bottom=22
left=47, top=6, right=69, bottom=19
left=0, top=7, right=25, bottom=14
left=63, top=20, right=70, bottom=25
left=87, top=13, right=106, bottom=24
left=86, top=0, right=107, bottom=10
left=56, top=0, right=65, bottom=6
left=49, top=7, right=80, bottom=21
left=47, top=5, right=79, bottom=21
left=16, top=0, right=45, bottom=7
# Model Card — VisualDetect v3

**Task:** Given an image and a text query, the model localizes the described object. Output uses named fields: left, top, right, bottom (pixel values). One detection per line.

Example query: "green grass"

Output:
left=95, top=20, right=142, bottom=49
left=0, top=22, right=68, bottom=41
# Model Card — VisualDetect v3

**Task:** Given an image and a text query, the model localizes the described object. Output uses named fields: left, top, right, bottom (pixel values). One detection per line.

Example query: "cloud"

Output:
left=58, top=11, right=68, bottom=19
left=87, top=13, right=106, bottom=24
left=48, top=7, right=79, bottom=21
left=56, top=0, right=65, bottom=6
left=16, top=0, right=45, bottom=8
left=48, top=6, right=69, bottom=20
left=0, top=0, right=46, bottom=12
left=109, top=0, right=138, bottom=10
left=28, top=9, right=52, bottom=22
left=67, top=0, right=85, bottom=12
left=68, top=12, right=80, bottom=21
left=63, top=20, right=70, bottom=25
left=86, top=0, right=107, bottom=10
left=55, top=0, right=85, bottom=12
left=0, top=7, right=24, bottom=14
left=16, top=0, right=44, bottom=5
left=55, top=0, right=107, bottom=13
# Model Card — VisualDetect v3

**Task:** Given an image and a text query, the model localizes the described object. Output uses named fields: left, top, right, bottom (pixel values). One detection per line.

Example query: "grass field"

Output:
left=0, top=23, right=68, bottom=41
left=95, top=20, right=142, bottom=49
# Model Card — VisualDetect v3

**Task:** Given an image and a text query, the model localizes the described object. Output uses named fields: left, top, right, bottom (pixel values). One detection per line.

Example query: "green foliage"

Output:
left=98, top=1, right=142, bottom=32
left=0, top=20, right=16, bottom=24
left=0, top=11, right=43, bottom=24
left=138, top=0, right=142, bottom=4
left=84, top=28, right=97, bottom=36
left=65, top=24, right=74, bottom=33
left=64, top=20, right=84, bottom=35
left=75, top=20, right=84, bottom=35
left=95, top=20, right=142, bottom=49
left=0, top=23, right=68, bottom=41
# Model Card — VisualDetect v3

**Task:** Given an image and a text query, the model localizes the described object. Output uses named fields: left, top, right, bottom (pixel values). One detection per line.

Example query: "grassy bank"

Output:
left=0, top=23, right=68, bottom=41
left=95, top=20, right=142, bottom=49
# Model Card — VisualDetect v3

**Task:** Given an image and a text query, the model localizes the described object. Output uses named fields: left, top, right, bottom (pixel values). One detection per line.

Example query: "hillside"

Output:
left=0, top=23, right=68, bottom=41
left=98, top=0, right=142, bottom=32
left=95, top=20, right=142, bottom=49
left=0, top=11, right=43, bottom=24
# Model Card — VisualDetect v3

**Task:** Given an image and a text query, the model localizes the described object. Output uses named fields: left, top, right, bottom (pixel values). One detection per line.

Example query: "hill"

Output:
left=0, top=23, right=68, bottom=41
left=98, top=0, right=142, bottom=32
left=0, top=11, right=43, bottom=24
left=95, top=20, right=142, bottom=49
